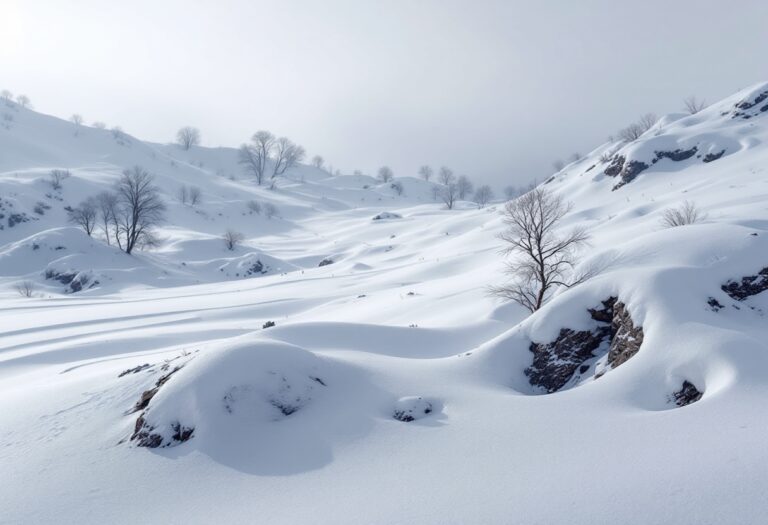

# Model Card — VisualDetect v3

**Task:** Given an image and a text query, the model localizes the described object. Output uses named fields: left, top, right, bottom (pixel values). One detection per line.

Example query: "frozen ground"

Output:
left=1, top=84, right=767, bottom=524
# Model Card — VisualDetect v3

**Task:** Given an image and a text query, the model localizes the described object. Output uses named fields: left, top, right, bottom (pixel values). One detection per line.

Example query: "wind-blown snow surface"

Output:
left=1, top=84, right=768, bottom=524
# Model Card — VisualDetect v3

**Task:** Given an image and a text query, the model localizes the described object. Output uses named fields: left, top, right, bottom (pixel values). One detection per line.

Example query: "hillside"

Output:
left=1, top=83, right=767, bottom=524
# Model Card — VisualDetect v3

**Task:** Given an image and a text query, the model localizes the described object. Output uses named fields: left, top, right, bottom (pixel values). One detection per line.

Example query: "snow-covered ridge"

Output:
left=1, top=83, right=767, bottom=524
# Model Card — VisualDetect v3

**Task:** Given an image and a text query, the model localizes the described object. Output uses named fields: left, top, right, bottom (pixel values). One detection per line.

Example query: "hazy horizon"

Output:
left=2, top=0, right=767, bottom=188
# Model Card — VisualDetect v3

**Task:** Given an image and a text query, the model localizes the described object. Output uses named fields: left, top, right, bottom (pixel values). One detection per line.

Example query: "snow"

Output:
left=1, top=84, right=768, bottom=524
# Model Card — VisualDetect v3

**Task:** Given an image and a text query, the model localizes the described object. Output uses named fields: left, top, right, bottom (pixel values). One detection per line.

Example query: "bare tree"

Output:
left=188, top=186, right=202, bottom=206
left=418, top=165, right=433, bottom=182
left=176, top=126, right=200, bottom=150
left=0, top=90, right=12, bottom=105
left=441, top=182, right=459, bottom=209
left=177, top=185, right=189, bottom=205
left=15, top=281, right=35, bottom=298
left=111, top=126, right=125, bottom=140
left=223, top=230, right=244, bottom=251
left=378, top=166, right=394, bottom=183
left=438, top=166, right=455, bottom=186
left=683, top=96, right=707, bottom=115
left=16, top=94, right=30, bottom=108
left=238, top=130, right=275, bottom=185
left=473, top=185, right=494, bottom=208
left=68, top=197, right=98, bottom=236
left=489, top=188, right=589, bottom=312
left=263, top=202, right=278, bottom=219
left=49, top=169, right=70, bottom=190
left=272, top=137, right=306, bottom=178
left=456, top=175, right=473, bottom=200
left=311, top=155, right=324, bottom=169
left=618, top=113, right=658, bottom=142
left=391, top=180, right=404, bottom=196
left=246, top=200, right=262, bottom=215
left=504, top=186, right=517, bottom=200
left=95, top=191, right=118, bottom=245
left=553, top=159, right=565, bottom=171
left=70, top=114, right=84, bottom=135
left=114, top=166, right=166, bottom=254
left=660, top=201, right=704, bottom=228
left=570, top=153, right=582, bottom=162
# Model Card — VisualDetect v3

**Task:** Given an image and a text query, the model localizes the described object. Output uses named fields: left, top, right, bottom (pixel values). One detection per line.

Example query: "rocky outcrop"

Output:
left=721, top=266, right=768, bottom=301
left=604, top=156, right=650, bottom=191
left=672, top=380, right=703, bottom=407
left=526, top=297, right=644, bottom=393
left=653, top=147, right=698, bottom=163
left=702, top=150, right=726, bottom=163
left=129, top=365, right=191, bottom=448
left=731, top=89, right=768, bottom=119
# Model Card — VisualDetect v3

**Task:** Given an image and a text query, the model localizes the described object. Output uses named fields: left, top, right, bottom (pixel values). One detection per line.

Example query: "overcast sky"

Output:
left=2, top=0, right=767, bottom=188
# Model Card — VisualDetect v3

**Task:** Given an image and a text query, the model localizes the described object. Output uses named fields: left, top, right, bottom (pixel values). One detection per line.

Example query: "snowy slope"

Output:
left=1, top=83, right=767, bottom=524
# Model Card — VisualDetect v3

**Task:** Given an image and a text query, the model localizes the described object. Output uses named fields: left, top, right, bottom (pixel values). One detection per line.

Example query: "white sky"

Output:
left=2, top=0, right=767, bottom=188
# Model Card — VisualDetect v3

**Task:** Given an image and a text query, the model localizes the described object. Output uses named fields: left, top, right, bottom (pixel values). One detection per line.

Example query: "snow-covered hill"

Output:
left=1, top=83, right=767, bottom=524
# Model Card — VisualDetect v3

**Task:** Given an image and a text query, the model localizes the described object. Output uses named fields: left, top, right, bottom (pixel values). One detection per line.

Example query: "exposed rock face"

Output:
left=393, top=396, right=434, bottom=422
left=731, top=89, right=768, bottom=119
left=604, top=156, right=650, bottom=191
left=526, top=297, right=644, bottom=393
left=703, top=150, right=726, bottom=163
left=129, top=365, right=193, bottom=448
left=672, top=380, right=703, bottom=407
left=721, top=266, right=768, bottom=301
left=653, top=147, right=698, bottom=163
left=318, top=258, right=334, bottom=267
left=606, top=302, right=644, bottom=369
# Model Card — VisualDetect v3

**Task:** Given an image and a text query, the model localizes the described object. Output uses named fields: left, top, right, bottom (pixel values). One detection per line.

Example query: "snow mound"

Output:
left=129, top=337, right=331, bottom=449
left=392, top=396, right=439, bottom=422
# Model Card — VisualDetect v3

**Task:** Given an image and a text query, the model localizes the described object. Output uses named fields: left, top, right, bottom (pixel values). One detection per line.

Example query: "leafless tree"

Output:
left=263, top=202, right=278, bottom=219
left=238, top=130, right=275, bottom=185
left=177, top=185, right=189, bottom=205
left=438, top=166, right=455, bottom=186
left=111, top=126, right=125, bottom=140
left=176, top=126, right=200, bottom=150
left=618, top=113, right=658, bottom=142
left=49, top=169, right=70, bottom=190
left=456, top=175, right=473, bottom=200
left=0, top=90, right=12, bottom=105
left=95, top=191, right=118, bottom=245
left=246, top=200, right=262, bottom=215
left=223, top=229, right=244, bottom=251
left=391, top=180, right=404, bottom=196
left=68, top=197, right=98, bottom=236
left=92, top=121, right=106, bottom=129
left=489, top=188, right=589, bottom=312
left=16, top=94, right=30, bottom=108
left=272, top=137, right=306, bottom=178
left=418, top=165, right=433, bottom=182
left=441, top=183, right=459, bottom=209
left=660, top=201, right=704, bottom=228
left=377, top=166, right=394, bottom=183
left=70, top=114, right=84, bottom=135
left=504, top=186, right=517, bottom=200
left=570, top=152, right=582, bottom=162
left=311, top=155, right=324, bottom=169
left=553, top=159, right=565, bottom=171
left=473, top=185, right=494, bottom=208
left=114, top=166, right=166, bottom=254
left=188, top=186, right=202, bottom=206
left=683, top=96, right=707, bottom=115
left=15, top=281, right=35, bottom=298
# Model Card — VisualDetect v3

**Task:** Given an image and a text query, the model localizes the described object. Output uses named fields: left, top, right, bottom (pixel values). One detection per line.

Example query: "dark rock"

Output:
left=672, top=380, right=703, bottom=407
left=171, top=422, right=194, bottom=443
left=318, top=258, right=334, bottom=267
left=118, top=363, right=152, bottom=377
left=526, top=297, right=644, bottom=393
left=707, top=297, right=724, bottom=312
left=654, top=147, right=698, bottom=162
left=612, top=160, right=649, bottom=190
left=604, top=155, right=625, bottom=177
left=262, top=320, right=275, bottom=329
left=606, top=302, right=644, bottom=369
left=703, top=150, right=726, bottom=163
left=721, top=266, right=768, bottom=301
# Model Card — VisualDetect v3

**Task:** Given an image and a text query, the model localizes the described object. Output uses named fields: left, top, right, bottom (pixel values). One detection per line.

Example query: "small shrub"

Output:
left=15, top=281, right=35, bottom=298
left=660, top=201, right=704, bottom=228
left=246, top=200, right=262, bottom=215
